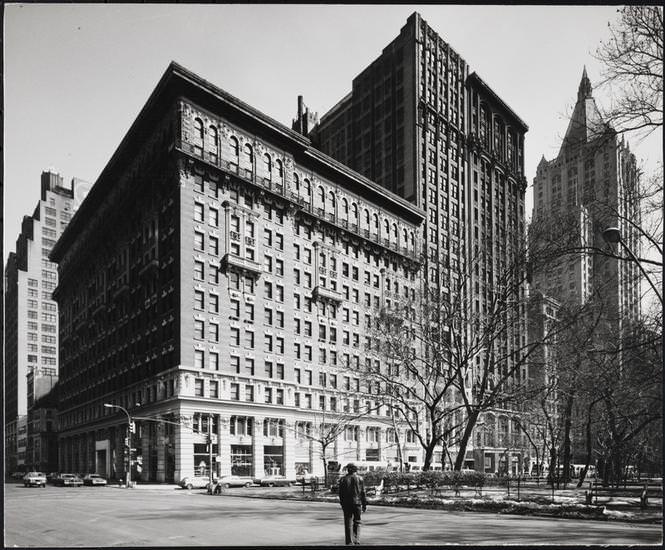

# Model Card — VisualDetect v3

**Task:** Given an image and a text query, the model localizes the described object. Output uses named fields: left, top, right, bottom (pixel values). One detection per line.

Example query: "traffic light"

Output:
left=129, top=421, right=136, bottom=434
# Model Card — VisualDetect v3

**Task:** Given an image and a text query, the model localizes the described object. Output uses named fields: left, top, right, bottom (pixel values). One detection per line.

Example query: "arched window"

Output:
left=351, top=203, right=359, bottom=225
left=264, top=153, right=272, bottom=179
left=275, top=160, right=284, bottom=182
left=317, top=186, right=325, bottom=209
left=243, top=143, right=254, bottom=168
left=402, top=229, right=408, bottom=248
left=392, top=223, right=398, bottom=244
left=329, top=191, right=336, bottom=213
left=230, top=136, right=240, bottom=162
left=194, top=118, right=204, bottom=140
left=293, top=173, right=300, bottom=192
left=303, top=179, right=311, bottom=203
left=208, top=126, right=218, bottom=152
left=363, top=209, right=370, bottom=229
left=341, top=198, right=349, bottom=220
left=372, top=213, right=380, bottom=236
left=409, top=231, right=415, bottom=249
left=383, top=219, right=390, bottom=237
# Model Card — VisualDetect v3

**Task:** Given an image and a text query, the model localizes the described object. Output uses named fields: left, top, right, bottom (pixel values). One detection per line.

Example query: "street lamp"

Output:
left=103, top=403, right=134, bottom=488
left=602, top=226, right=662, bottom=304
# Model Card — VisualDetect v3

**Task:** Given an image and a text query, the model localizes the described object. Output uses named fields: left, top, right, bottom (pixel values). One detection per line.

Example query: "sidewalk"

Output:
left=108, top=482, right=181, bottom=491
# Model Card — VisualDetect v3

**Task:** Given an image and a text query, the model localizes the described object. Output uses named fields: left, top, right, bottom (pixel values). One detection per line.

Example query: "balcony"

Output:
left=221, top=253, right=263, bottom=278
left=312, top=285, right=343, bottom=304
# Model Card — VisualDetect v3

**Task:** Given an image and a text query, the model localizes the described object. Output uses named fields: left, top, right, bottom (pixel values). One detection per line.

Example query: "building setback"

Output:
left=4, top=171, right=90, bottom=473
left=532, top=69, right=641, bottom=327
left=310, top=12, right=530, bottom=474
left=51, top=62, right=426, bottom=482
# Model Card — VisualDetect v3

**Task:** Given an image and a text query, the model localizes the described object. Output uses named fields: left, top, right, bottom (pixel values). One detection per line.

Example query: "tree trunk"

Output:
left=561, top=392, right=574, bottom=487
left=454, top=410, right=479, bottom=471
left=576, top=401, right=595, bottom=488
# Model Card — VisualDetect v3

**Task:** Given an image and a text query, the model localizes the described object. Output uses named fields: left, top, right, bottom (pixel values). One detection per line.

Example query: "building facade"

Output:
left=51, top=62, right=427, bottom=483
left=532, top=68, right=641, bottom=326
left=4, top=171, right=89, bottom=473
left=531, top=70, right=642, bottom=465
left=310, top=12, right=530, bottom=474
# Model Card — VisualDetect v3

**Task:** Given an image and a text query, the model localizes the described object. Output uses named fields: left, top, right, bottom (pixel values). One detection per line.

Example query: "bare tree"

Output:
left=595, top=6, right=663, bottom=136
left=366, top=242, right=569, bottom=472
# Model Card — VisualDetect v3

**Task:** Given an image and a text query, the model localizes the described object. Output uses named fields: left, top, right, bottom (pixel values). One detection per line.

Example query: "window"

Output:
left=276, top=363, right=284, bottom=380
left=209, top=293, right=219, bottom=313
left=195, top=379, right=204, bottom=397
left=194, top=202, right=204, bottom=222
left=194, top=320, right=204, bottom=339
left=245, top=330, right=254, bottom=348
left=231, top=327, right=240, bottom=346
left=230, top=383, right=240, bottom=400
left=265, top=388, right=273, bottom=404
left=276, top=389, right=284, bottom=405
left=194, top=290, right=205, bottom=310
left=210, top=381, right=219, bottom=398
left=245, top=385, right=254, bottom=402
left=194, top=260, right=204, bottom=280
left=231, top=356, right=240, bottom=373
left=209, top=351, right=219, bottom=371
left=245, top=358, right=255, bottom=375
left=194, top=232, right=204, bottom=250
left=209, top=236, right=219, bottom=255
left=194, top=350, right=204, bottom=369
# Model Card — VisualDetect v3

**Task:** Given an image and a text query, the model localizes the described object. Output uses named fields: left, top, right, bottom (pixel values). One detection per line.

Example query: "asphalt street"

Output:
left=4, top=483, right=662, bottom=547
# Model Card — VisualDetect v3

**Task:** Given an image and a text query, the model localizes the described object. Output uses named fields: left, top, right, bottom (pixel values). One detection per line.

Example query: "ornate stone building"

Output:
left=51, top=62, right=425, bottom=482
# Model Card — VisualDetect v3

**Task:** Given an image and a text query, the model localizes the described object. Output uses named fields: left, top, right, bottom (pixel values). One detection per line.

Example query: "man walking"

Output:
left=338, top=463, right=367, bottom=545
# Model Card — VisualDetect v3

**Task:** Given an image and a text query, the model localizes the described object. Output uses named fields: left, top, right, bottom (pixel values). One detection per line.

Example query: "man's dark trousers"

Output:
left=342, top=503, right=362, bottom=545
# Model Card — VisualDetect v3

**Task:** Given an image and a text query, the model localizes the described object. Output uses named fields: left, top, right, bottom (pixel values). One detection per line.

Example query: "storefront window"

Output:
left=231, top=445, right=252, bottom=476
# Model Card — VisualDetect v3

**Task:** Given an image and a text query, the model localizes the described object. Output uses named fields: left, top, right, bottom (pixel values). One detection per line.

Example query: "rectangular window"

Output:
left=194, top=260, right=204, bottom=280
left=231, top=327, right=240, bottom=346
left=194, top=350, right=204, bottom=369
left=209, top=236, right=219, bottom=255
left=245, top=358, right=255, bottom=375
left=194, top=290, right=205, bottom=310
left=209, top=351, right=219, bottom=371
left=231, top=356, right=240, bottom=373
left=275, top=389, right=284, bottom=405
left=209, top=319, right=220, bottom=341
left=245, top=303, right=255, bottom=322
left=209, top=293, right=219, bottom=313
left=195, top=379, right=204, bottom=397
left=245, top=385, right=254, bottom=402
left=210, top=381, right=219, bottom=398
left=245, top=330, right=254, bottom=348
left=230, top=383, right=240, bottom=400
left=194, top=320, right=205, bottom=339
left=194, top=231, right=204, bottom=250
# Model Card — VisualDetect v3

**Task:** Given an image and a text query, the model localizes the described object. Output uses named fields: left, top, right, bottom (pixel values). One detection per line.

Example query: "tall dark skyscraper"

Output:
left=311, top=12, right=531, bottom=474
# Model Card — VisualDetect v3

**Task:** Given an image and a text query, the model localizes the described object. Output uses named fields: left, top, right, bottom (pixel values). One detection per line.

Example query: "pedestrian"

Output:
left=338, top=463, right=367, bottom=545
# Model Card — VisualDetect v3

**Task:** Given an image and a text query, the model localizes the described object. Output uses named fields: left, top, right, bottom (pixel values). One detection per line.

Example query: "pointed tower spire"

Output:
left=577, top=66, right=592, bottom=101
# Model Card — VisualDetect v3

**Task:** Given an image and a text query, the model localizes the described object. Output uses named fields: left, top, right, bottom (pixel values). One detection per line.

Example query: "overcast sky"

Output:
left=4, top=4, right=662, bottom=262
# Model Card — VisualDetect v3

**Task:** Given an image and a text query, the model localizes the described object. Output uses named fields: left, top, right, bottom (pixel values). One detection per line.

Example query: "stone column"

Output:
left=140, top=423, right=151, bottom=481
left=357, top=426, right=366, bottom=462
left=282, top=419, right=296, bottom=479
left=174, top=419, right=194, bottom=482
left=378, top=428, right=385, bottom=462
left=156, top=422, right=166, bottom=482
left=252, top=416, right=265, bottom=478
left=217, top=414, right=232, bottom=477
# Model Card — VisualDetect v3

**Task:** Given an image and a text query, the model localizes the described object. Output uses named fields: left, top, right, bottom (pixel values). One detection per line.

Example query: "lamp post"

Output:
left=602, top=226, right=662, bottom=305
left=103, top=403, right=134, bottom=488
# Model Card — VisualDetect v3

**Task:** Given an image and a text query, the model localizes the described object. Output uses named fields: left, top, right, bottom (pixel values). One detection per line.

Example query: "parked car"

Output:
left=23, top=472, right=47, bottom=487
left=296, top=470, right=317, bottom=483
left=210, top=475, right=254, bottom=493
left=10, top=471, right=25, bottom=480
left=83, top=474, right=108, bottom=486
left=46, top=472, right=59, bottom=484
left=179, top=476, right=210, bottom=490
left=55, top=473, right=83, bottom=487
left=260, top=475, right=293, bottom=487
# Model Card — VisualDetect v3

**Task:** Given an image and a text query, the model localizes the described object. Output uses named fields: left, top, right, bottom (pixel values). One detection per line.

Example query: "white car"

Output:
left=179, top=476, right=211, bottom=490
left=83, top=473, right=108, bottom=486
left=23, top=472, right=47, bottom=487
left=212, top=475, right=255, bottom=491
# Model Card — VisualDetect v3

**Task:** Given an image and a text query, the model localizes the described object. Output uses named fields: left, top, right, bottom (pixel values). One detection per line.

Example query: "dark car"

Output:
left=259, top=475, right=293, bottom=487
left=55, top=473, right=83, bottom=487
